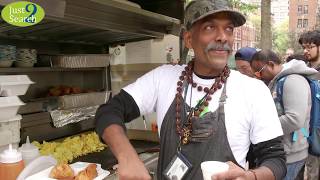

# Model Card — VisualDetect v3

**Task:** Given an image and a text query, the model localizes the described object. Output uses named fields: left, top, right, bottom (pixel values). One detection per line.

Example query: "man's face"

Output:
left=235, top=60, right=254, bottom=77
left=302, top=43, right=319, bottom=62
left=251, top=60, right=275, bottom=83
left=184, top=13, right=234, bottom=75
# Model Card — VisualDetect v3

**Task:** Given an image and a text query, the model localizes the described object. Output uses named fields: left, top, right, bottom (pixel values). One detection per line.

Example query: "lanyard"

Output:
left=177, top=81, right=210, bottom=152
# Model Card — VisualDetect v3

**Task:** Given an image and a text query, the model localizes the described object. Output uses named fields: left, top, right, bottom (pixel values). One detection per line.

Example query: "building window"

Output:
left=303, top=19, right=308, bottom=28
left=304, top=5, right=308, bottom=14
left=297, top=19, right=302, bottom=28
left=298, top=5, right=302, bottom=15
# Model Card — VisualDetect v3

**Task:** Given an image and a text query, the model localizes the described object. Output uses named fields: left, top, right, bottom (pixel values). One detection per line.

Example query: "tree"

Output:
left=261, top=0, right=272, bottom=50
left=229, top=0, right=258, bottom=16
left=273, top=19, right=289, bottom=56
left=248, top=13, right=261, bottom=48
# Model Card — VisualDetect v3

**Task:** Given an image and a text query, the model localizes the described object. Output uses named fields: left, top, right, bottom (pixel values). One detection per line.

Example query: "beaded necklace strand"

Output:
left=175, top=60, right=230, bottom=144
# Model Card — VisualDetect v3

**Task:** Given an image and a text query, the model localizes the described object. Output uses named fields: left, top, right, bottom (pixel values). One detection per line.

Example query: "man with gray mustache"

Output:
left=95, top=0, right=286, bottom=179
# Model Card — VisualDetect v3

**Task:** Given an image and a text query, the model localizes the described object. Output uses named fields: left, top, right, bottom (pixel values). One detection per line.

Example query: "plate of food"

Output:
left=26, top=162, right=110, bottom=180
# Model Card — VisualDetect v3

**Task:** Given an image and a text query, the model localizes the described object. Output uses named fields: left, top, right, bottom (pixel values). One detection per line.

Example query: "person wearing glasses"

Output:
left=299, top=30, right=320, bottom=71
left=250, top=49, right=317, bottom=180
left=298, top=30, right=320, bottom=180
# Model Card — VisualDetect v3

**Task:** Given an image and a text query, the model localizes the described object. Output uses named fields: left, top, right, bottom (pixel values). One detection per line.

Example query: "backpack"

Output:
left=276, top=74, right=320, bottom=156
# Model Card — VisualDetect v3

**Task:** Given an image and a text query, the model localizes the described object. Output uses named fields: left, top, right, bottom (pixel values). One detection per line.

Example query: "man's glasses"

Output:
left=302, top=45, right=317, bottom=51
left=254, top=64, right=267, bottom=78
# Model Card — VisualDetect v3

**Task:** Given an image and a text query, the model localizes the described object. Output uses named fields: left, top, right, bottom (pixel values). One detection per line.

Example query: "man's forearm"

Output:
left=102, top=124, right=139, bottom=162
left=102, top=124, right=152, bottom=179
left=245, top=166, right=275, bottom=180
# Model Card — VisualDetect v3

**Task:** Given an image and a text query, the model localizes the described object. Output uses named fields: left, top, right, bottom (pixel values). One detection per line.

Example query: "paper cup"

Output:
left=201, top=161, right=229, bottom=180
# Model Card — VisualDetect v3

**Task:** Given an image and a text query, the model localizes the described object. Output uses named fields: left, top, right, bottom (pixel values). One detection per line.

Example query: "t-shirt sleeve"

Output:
left=123, top=66, right=161, bottom=115
left=95, top=89, right=140, bottom=137
left=250, top=80, right=284, bottom=144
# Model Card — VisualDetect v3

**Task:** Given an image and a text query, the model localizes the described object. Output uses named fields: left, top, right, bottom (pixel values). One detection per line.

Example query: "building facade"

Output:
left=271, top=0, right=289, bottom=25
left=233, top=22, right=257, bottom=51
left=289, top=0, right=318, bottom=33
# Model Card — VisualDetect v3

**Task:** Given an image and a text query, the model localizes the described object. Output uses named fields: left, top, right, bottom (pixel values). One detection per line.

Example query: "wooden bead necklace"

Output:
left=175, top=60, right=230, bottom=144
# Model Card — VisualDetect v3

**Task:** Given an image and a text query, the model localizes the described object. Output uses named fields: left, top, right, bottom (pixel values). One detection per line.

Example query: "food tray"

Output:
left=51, top=54, right=110, bottom=68
left=58, top=91, right=111, bottom=110
left=25, top=162, right=110, bottom=180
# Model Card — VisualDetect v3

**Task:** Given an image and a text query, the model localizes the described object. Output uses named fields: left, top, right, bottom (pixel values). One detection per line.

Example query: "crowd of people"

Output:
left=234, top=30, right=320, bottom=180
left=95, top=0, right=320, bottom=179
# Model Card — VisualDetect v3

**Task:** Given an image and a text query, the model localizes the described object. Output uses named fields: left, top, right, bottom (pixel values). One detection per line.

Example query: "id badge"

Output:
left=163, top=151, right=192, bottom=180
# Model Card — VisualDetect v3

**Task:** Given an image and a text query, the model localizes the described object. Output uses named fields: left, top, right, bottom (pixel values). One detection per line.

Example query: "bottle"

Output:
left=0, top=144, right=25, bottom=180
left=19, top=136, right=40, bottom=165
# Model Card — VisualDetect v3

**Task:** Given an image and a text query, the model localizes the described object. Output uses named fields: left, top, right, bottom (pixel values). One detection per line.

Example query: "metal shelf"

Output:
left=0, top=67, right=105, bottom=73
left=0, top=0, right=181, bottom=45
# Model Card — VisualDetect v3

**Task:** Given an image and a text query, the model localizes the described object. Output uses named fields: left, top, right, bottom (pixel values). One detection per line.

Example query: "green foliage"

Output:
left=272, top=19, right=290, bottom=56
left=248, top=15, right=261, bottom=48
left=228, top=0, right=258, bottom=16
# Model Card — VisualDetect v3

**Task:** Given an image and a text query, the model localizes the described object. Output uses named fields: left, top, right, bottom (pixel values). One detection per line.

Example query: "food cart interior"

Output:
left=0, top=0, right=182, bottom=179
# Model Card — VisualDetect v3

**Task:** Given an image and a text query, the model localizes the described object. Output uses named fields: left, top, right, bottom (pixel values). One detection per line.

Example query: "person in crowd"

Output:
left=251, top=49, right=317, bottom=180
left=298, top=30, right=320, bottom=180
left=285, top=54, right=307, bottom=63
left=299, top=30, right=320, bottom=71
left=234, top=47, right=257, bottom=77
left=283, top=48, right=294, bottom=62
left=95, top=1, right=286, bottom=179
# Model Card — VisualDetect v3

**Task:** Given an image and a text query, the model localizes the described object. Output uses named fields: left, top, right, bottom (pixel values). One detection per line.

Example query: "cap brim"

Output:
left=191, top=9, right=246, bottom=28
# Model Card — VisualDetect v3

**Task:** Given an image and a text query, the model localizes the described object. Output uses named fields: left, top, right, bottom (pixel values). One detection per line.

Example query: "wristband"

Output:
left=248, top=169, right=258, bottom=180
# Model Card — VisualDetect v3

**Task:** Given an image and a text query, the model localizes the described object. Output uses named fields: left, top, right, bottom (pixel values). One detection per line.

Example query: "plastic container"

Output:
left=0, top=75, right=34, bottom=96
left=0, top=115, right=21, bottom=152
left=0, top=115, right=21, bottom=141
left=0, top=97, right=24, bottom=120
left=0, top=144, right=25, bottom=180
left=0, top=129, right=19, bottom=150
left=19, top=136, right=40, bottom=165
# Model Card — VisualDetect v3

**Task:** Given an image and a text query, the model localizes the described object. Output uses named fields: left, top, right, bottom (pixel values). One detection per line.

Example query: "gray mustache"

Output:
left=205, top=42, right=232, bottom=53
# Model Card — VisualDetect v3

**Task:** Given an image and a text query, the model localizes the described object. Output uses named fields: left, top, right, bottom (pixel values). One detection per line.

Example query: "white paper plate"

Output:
left=26, top=162, right=110, bottom=180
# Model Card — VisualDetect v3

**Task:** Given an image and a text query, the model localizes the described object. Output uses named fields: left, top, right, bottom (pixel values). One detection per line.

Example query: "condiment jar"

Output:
left=19, top=136, right=40, bottom=165
left=0, top=144, right=25, bottom=180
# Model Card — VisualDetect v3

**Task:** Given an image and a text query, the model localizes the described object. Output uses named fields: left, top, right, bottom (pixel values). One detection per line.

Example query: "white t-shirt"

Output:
left=123, top=64, right=283, bottom=167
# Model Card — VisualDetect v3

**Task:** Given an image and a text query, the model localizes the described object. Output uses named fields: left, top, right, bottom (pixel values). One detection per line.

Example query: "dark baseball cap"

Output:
left=185, top=0, right=246, bottom=30
left=235, top=47, right=257, bottom=62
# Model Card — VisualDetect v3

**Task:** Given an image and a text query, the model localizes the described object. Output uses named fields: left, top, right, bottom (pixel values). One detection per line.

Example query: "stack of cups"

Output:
left=19, top=136, right=39, bottom=165
left=0, top=45, right=16, bottom=67
left=15, top=48, right=37, bottom=67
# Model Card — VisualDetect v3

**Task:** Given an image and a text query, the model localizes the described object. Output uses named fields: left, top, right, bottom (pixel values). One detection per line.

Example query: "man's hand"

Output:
left=102, top=125, right=151, bottom=180
left=117, top=154, right=151, bottom=180
left=212, top=161, right=250, bottom=180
